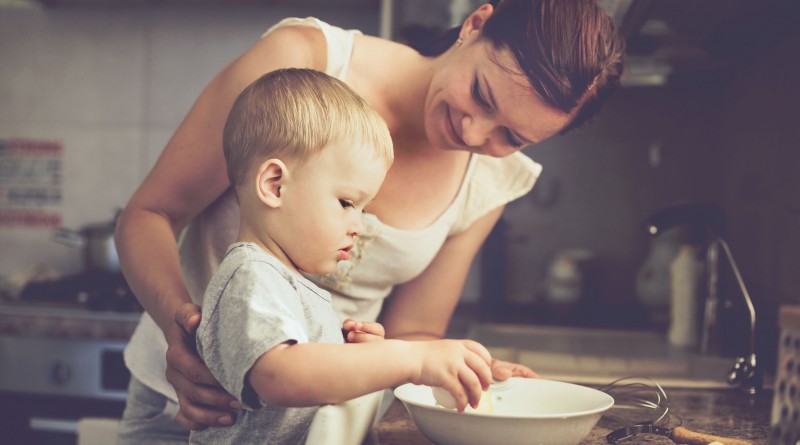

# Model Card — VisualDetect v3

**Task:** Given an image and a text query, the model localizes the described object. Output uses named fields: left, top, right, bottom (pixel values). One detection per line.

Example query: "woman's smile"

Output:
left=445, top=104, right=467, bottom=148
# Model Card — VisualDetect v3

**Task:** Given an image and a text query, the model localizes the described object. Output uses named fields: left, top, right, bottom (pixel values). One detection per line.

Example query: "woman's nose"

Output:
left=461, top=114, right=495, bottom=147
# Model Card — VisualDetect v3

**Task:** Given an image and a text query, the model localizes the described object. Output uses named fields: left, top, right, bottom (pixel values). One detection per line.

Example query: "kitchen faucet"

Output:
left=711, top=237, right=761, bottom=395
left=646, top=202, right=761, bottom=394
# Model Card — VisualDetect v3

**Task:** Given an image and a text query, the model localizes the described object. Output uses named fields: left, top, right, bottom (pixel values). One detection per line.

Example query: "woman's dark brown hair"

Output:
left=402, top=0, right=626, bottom=134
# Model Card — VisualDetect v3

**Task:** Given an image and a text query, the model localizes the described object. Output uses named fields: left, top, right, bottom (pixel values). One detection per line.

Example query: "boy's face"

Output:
left=271, top=140, right=389, bottom=275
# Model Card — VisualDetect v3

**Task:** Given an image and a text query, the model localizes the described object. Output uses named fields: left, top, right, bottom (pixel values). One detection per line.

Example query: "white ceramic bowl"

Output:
left=394, top=378, right=613, bottom=445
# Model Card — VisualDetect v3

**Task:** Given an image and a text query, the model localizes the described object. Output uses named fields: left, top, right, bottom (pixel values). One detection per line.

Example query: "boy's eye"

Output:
left=339, top=199, right=354, bottom=209
left=472, top=78, right=491, bottom=110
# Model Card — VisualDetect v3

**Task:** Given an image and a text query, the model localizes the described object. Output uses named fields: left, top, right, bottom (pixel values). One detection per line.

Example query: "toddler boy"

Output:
left=192, top=68, right=493, bottom=445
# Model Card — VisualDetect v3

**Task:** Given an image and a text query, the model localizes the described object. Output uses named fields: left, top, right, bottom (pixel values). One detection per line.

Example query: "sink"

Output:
left=467, top=323, right=736, bottom=389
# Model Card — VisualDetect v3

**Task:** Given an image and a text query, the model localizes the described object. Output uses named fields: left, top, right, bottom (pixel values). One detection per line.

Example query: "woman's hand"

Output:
left=490, top=358, right=539, bottom=381
left=165, top=303, right=243, bottom=430
left=342, top=318, right=385, bottom=343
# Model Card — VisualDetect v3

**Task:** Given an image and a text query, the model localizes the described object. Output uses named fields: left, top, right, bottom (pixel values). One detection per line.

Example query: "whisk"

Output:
left=598, top=376, right=753, bottom=445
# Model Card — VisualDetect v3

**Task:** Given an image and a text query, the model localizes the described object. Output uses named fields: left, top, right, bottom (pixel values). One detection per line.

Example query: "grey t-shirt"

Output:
left=191, top=242, right=344, bottom=445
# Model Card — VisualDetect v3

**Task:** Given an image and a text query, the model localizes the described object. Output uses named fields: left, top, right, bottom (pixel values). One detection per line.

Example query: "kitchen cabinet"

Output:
left=372, top=387, right=771, bottom=444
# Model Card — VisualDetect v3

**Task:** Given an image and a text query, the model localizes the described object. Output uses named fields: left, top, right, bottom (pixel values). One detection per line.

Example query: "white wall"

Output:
left=0, top=3, right=379, bottom=282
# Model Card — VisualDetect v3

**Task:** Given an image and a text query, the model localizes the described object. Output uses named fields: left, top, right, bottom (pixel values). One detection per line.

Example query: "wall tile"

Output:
left=0, top=8, right=146, bottom=126
left=145, top=7, right=269, bottom=127
left=140, top=125, right=173, bottom=181
left=144, top=6, right=379, bottom=128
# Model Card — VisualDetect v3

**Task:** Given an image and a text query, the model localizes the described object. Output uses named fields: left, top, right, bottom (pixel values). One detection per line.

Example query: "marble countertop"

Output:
left=372, top=386, right=773, bottom=445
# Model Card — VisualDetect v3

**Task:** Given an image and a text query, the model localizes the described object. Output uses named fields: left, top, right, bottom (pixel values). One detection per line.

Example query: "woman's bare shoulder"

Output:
left=352, top=33, right=413, bottom=67
left=239, top=23, right=328, bottom=73
left=348, top=35, right=420, bottom=101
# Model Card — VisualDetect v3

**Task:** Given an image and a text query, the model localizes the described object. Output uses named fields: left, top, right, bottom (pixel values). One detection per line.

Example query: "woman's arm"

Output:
left=114, top=25, right=328, bottom=429
left=378, top=206, right=537, bottom=379
left=250, top=339, right=493, bottom=412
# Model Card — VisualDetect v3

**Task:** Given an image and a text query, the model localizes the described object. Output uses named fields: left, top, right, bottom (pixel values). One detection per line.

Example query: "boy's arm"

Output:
left=248, top=338, right=493, bottom=412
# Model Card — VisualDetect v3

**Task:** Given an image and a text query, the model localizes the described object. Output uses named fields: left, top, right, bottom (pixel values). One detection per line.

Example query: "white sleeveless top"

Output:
left=124, top=17, right=543, bottom=400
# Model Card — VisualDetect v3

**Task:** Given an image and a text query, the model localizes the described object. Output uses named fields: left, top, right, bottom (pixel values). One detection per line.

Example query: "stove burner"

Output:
left=18, top=271, right=141, bottom=313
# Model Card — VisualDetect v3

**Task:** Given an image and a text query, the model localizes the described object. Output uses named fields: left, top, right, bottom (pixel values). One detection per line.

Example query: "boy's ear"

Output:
left=254, top=159, right=288, bottom=208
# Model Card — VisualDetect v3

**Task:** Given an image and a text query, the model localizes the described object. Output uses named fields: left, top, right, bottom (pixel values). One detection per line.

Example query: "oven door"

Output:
left=0, top=336, right=129, bottom=445
left=0, top=392, right=126, bottom=445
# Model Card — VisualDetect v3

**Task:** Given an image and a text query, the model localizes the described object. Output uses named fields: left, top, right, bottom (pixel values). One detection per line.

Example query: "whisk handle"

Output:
left=671, top=426, right=753, bottom=445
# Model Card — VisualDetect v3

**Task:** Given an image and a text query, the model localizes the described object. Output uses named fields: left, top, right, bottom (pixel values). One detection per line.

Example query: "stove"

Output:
left=14, top=270, right=142, bottom=313
left=0, top=272, right=143, bottom=445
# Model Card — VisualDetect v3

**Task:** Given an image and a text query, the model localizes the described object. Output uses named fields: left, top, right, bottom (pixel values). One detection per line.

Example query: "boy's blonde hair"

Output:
left=223, top=68, right=393, bottom=188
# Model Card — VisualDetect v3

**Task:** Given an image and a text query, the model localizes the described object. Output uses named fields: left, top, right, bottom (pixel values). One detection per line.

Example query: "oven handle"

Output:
left=30, top=417, right=78, bottom=434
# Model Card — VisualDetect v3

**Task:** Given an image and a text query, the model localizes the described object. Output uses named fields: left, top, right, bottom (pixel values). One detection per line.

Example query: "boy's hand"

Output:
left=410, top=339, right=493, bottom=413
left=342, top=318, right=385, bottom=343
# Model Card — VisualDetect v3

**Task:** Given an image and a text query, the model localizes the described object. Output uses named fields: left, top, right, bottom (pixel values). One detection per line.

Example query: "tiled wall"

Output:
left=0, top=3, right=379, bottom=284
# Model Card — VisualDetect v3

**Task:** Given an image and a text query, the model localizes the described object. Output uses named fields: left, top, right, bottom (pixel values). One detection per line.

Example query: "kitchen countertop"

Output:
left=0, top=304, right=141, bottom=340
left=371, top=386, right=772, bottom=445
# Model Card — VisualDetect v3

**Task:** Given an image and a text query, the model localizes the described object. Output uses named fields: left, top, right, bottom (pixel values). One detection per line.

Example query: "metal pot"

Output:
left=53, top=214, right=119, bottom=273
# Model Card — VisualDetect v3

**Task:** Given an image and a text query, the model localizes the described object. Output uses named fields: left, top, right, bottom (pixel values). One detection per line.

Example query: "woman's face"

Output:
left=425, top=23, right=572, bottom=157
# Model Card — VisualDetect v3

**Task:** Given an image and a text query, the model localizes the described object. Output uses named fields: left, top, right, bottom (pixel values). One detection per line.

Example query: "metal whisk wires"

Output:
left=598, top=376, right=677, bottom=427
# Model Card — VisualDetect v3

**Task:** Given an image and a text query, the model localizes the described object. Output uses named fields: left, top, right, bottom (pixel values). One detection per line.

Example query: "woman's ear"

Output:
left=461, top=2, right=493, bottom=37
left=254, top=159, right=288, bottom=208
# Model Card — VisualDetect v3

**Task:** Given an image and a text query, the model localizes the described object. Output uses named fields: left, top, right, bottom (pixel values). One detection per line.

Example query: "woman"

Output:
left=115, top=0, right=625, bottom=441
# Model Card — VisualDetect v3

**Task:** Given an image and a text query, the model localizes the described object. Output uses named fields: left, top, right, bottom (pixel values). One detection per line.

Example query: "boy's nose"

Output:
left=348, top=214, right=364, bottom=237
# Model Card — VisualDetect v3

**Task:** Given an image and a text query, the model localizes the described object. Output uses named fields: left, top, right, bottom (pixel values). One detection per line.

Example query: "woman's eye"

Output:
left=504, top=129, right=524, bottom=148
left=472, top=79, right=491, bottom=110
left=339, top=199, right=354, bottom=209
